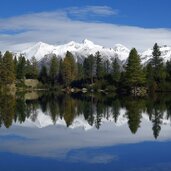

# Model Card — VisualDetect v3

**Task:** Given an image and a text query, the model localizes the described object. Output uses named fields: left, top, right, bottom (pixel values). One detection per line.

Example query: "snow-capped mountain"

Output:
left=16, top=40, right=171, bottom=65
left=16, top=39, right=130, bottom=63
left=141, top=45, right=171, bottom=64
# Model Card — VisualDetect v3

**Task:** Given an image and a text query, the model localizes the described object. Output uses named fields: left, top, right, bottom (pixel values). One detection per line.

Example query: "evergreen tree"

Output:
left=151, top=43, right=162, bottom=68
left=49, top=55, right=59, bottom=86
left=58, top=59, right=63, bottom=84
left=39, top=65, right=48, bottom=84
left=166, top=60, right=171, bottom=81
left=83, top=54, right=96, bottom=84
left=16, top=55, right=26, bottom=79
left=95, top=51, right=104, bottom=79
left=0, top=51, right=2, bottom=62
left=146, top=63, right=153, bottom=81
left=77, top=63, right=84, bottom=80
left=2, top=51, right=15, bottom=84
left=125, top=48, right=146, bottom=89
left=30, top=56, right=38, bottom=79
left=13, top=56, right=17, bottom=77
left=104, top=59, right=110, bottom=75
left=145, top=63, right=156, bottom=91
left=62, top=51, right=76, bottom=86
left=25, top=59, right=32, bottom=79
left=151, top=43, right=166, bottom=83
left=112, top=58, right=121, bottom=83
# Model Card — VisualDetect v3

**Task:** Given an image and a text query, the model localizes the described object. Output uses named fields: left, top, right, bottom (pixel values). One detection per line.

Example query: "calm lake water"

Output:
left=0, top=92, right=171, bottom=171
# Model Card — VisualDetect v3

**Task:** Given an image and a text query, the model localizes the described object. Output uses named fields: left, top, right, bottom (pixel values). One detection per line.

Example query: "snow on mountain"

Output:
left=16, top=39, right=130, bottom=63
left=141, top=45, right=171, bottom=64
left=16, top=40, right=171, bottom=65
left=113, top=44, right=130, bottom=61
left=20, top=42, right=55, bottom=61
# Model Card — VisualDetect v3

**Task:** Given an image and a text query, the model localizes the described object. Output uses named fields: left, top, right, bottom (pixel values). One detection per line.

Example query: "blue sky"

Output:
left=0, top=0, right=171, bottom=51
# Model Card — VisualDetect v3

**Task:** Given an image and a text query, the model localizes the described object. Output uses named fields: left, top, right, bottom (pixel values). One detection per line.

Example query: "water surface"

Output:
left=0, top=92, right=171, bottom=171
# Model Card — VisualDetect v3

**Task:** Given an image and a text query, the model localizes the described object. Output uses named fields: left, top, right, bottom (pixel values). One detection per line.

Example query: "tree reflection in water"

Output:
left=0, top=92, right=171, bottom=139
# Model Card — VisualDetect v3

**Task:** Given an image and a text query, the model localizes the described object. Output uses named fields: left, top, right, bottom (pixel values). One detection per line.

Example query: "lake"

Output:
left=0, top=92, right=171, bottom=171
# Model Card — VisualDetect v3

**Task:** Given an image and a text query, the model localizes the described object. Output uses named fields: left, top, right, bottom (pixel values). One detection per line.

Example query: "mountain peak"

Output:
left=34, top=41, right=52, bottom=47
left=114, top=44, right=129, bottom=50
left=82, top=39, right=95, bottom=46
left=67, top=41, right=77, bottom=46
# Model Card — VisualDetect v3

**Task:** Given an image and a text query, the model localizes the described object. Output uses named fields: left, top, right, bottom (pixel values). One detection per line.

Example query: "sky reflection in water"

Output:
left=0, top=92, right=171, bottom=171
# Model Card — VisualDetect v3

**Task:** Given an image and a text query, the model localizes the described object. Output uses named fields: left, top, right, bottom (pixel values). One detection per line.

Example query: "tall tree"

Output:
left=25, top=59, right=32, bottom=79
left=151, top=43, right=166, bottom=83
left=112, top=58, right=121, bottom=83
left=49, top=55, right=59, bottom=85
left=58, top=59, right=63, bottom=84
left=39, top=65, right=48, bottom=84
left=62, top=51, right=76, bottom=86
left=125, top=48, right=146, bottom=89
left=95, top=51, right=104, bottom=79
left=166, top=60, right=171, bottom=81
left=104, top=59, right=110, bottom=75
left=30, top=56, right=39, bottom=79
left=13, top=56, right=17, bottom=77
left=17, top=55, right=26, bottom=79
left=2, top=51, right=15, bottom=84
left=83, top=54, right=96, bottom=84
left=151, top=43, right=162, bottom=68
left=77, top=63, right=84, bottom=80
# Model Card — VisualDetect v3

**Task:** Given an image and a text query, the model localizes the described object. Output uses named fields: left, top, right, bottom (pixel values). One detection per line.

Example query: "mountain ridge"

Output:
left=15, top=39, right=171, bottom=64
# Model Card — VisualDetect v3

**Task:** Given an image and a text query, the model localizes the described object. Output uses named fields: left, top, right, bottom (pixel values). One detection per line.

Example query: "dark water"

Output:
left=0, top=92, right=171, bottom=171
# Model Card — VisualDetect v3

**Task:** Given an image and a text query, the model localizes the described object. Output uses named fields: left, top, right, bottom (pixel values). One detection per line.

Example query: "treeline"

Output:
left=0, top=51, right=38, bottom=86
left=0, top=43, right=171, bottom=93
left=39, top=43, right=171, bottom=93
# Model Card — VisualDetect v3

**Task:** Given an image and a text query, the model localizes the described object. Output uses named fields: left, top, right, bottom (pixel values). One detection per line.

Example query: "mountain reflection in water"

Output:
left=1, top=92, right=171, bottom=171
left=0, top=92, right=171, bottom=139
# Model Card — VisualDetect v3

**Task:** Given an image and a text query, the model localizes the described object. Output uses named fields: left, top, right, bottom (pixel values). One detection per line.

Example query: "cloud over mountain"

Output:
left=0, top=7, right=171, bottom=52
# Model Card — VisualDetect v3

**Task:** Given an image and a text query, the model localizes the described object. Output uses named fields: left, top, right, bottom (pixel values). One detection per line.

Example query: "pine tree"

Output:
left=17, top=55, right=26, bottom=79
left=13, top=56, right=17, bottom=77
left=2, top=51, right=15, bottom=84
left=125, top=48, right=146, bottom=89
left=58, top=59, right=63, bottom=84
left=39, top=65, right=48, bottom=84
left=77, top=63, right=84, bottom=80
left=151, top=43, right=166, bottom=83
left=62, top=51, right=76, bottom=86
left=95, top=51, right=104, bottom=79
left=83, top=54, right=96, bottom=84
left=104, top=59, right=110, bottom=75
left=151, top=43, right=162, bottom=68
left=166, top=60, right=171, bottom=81
left=30, top=56, right=38, bottom=79
left=49, top=55, right=59, bottom=86
left=25, top=59, right=32, bottom=79
left=112, top=58, right=121, bottom=83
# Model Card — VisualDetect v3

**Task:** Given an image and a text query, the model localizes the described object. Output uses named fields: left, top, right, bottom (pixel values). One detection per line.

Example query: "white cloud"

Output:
left=0, top=7, right=171, bottom=52
left=66, top=6, right=118, bottom=16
